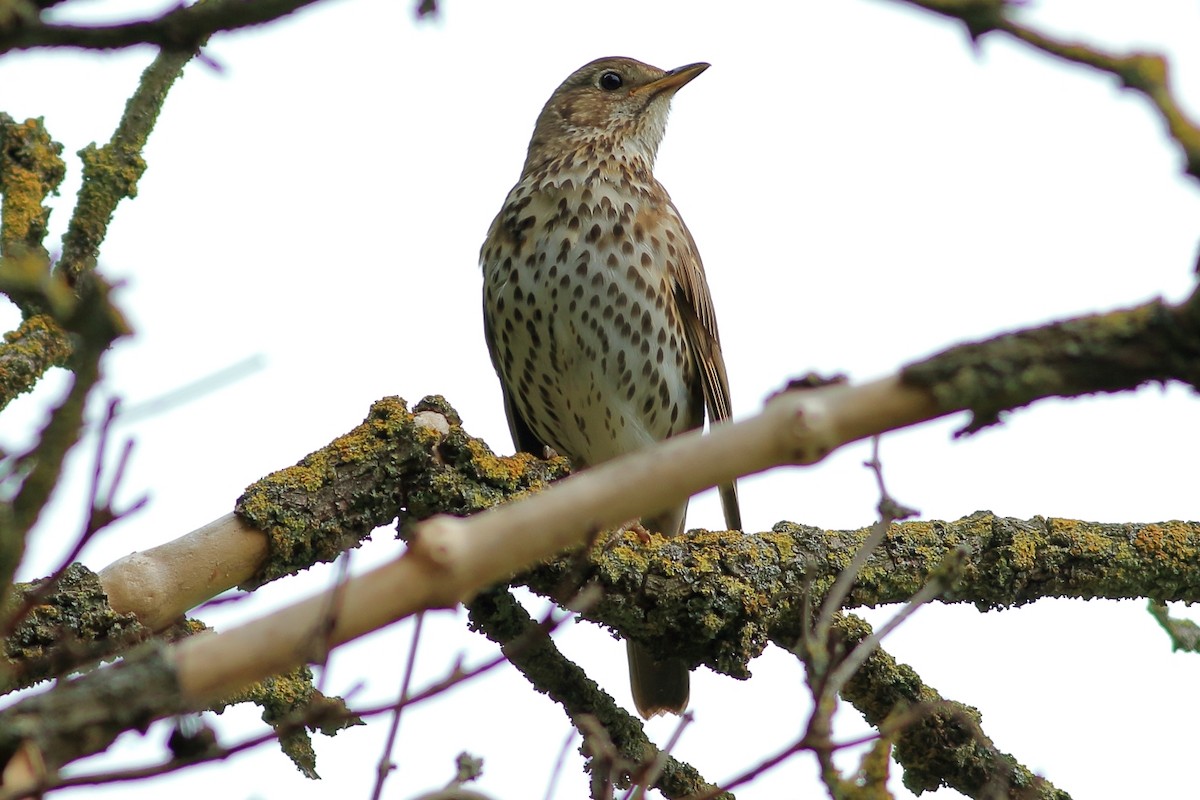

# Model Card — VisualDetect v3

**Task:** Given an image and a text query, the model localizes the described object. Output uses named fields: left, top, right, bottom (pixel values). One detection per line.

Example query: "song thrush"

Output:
left=480, top=56, right=740, bottom=718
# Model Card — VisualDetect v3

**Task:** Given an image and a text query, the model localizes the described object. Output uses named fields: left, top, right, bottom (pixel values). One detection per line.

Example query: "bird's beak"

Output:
left=631, top=62, right=710, bottom=98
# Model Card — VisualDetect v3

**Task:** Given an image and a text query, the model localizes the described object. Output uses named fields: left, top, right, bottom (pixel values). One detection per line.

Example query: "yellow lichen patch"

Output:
left=759, top=529, right=799, bottom=561
left=465, top=438, right=538, bottom=486
left=1006, top=530, right=1040, bottom=571
left=275, top=462, right=331, bottom=494
left=0, top=117, right=66, bottom=251
left=598, top=537, right=653, bottom=580
left=1132, top=521, right=1197, bottom=562
left=1050, top=518, right=1114, bottom=559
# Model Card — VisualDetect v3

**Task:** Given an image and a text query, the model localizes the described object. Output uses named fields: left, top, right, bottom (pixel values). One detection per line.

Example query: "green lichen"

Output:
left=0, top=115, right=65, bottom=259
left=236, top=396, right=419, bottom=588
left=236, top=395, right=571, bottom=589
left=404, top=421, right=569, bottom=525
left=217, top=666, right=361, bottom=779
left=59, top=48, right=194, bottom=284
left=0, top=314, right=71, bottom=411
left=1, top=564, right=147, bottom=693
left=830, top=612, right=1067, bottom=799
left=902, top=299, right=1200, bottom=435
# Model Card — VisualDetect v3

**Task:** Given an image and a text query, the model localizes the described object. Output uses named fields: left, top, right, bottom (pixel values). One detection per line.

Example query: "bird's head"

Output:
left=524, top=57, right=709, bottom=174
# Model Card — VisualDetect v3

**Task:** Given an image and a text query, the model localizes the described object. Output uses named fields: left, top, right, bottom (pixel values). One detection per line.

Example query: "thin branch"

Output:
left=58, top=46, right=197, bottom=285
left=802, top=614, right=1067, bottom=799
left=112, top=354, right=265, bottom=425
left=312, top=550, right=353, bottom=691
left=0, top=0, right=327, bottom=55
left=371, top=612, right=425, bottom=800
left=627, top=712, right=694, bottom=800
left=824, top=547, right=966, bottom=699
left=543, top=728, right=579, bottom=800
left=892, top=0, right=1200, bottom=180
left=466, top=587, right=729, bottom=800
left=812, top=437, right=918, bottom=653
left=1, top=399, right=145, bottom=637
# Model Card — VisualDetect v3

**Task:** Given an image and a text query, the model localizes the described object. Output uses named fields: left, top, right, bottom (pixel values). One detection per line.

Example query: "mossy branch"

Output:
left=520, top=511, right=1200, bottom=683
left=0, top=45, right=194, bottom=415
left=0, top=115, right=71, bottom=410
left=0, top=115, right=64, bottom=269
left=467, top=588, right=729, bottom=800
left=817, top=613, right=1067, bottom=799
left=902, top=290, right=1200, bottom=434
left=0, top=314, right=71, bottom=412
left=20, top=259, right=1200, bottom=786
left=58, top=46, right=196, bottom=285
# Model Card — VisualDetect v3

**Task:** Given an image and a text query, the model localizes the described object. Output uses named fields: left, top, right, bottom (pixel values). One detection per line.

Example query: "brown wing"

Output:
left=481, top=214, right=550, bottom=457
left=668, top=200, right=742, bottom=532
left=483, top=300, right=548, bottom=456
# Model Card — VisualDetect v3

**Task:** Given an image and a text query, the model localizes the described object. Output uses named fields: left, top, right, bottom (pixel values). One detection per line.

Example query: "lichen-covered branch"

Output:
left=1, top=274, right=129, bottom=601
left=1, top=564, right=147, bottom=693
left=0, top=315, right=71, bottom=411
left=235, top=396, right=569, bottom=590
left=0, top=0, right=326, bottom=55
left=0, top=115, right=72, bottom=410
left=467, top=588, right=729, bottom=800
left=0, top=115, right=64, bottom=267
left=795, top=613, right=1067, bottom=799
left=58, top=46, right=197, bottom=285
left=523, top=511, right=1200, bottom=681
left=892, top=0, right=1200, bottom=179
left=11, top=265, right=1197, bottom=787
left=0, top=386, right=1131, bottom=795
left=215, top=667, right=362, bottom=779
left=902, top=291, right=1200, bottom=433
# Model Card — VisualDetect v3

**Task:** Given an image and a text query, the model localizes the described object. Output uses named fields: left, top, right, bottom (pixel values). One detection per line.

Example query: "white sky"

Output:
left=1, top=1, right=1198, bottom=798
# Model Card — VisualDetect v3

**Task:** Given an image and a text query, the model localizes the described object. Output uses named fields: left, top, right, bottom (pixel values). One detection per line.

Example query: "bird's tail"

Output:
left=627, top=640, right=690, bottom=718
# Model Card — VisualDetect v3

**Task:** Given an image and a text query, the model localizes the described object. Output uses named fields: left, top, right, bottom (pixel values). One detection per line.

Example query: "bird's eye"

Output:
left=598, top=71, right=623, bottom=91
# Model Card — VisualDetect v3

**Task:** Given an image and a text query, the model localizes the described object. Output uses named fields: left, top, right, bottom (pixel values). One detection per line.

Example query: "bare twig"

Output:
left=627, top=711, right=694, bottom=800
left=112, top=355, right=265, bottom=426
left=891, top=0, right=1200, bottom=180
left=824, top=547, right=966, bottom=699
left=371, top=612, right=425, bottom=800
left=2, top=398, right=146, bottom=637
left=312, top=551, right=353, bottom=691
left=812, top=438, right=918, bottom=653
left=543, top=728, right=578, bottom=800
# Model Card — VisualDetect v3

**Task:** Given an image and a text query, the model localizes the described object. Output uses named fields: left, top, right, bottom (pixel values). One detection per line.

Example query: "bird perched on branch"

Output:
left=481, top=56, right=740, bottom=718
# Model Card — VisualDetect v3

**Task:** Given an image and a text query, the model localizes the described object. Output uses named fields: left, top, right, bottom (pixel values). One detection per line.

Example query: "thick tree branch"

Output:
left=523, top=511, right=1200, bottom=682
left=803, top=614, right=1066, bottom=799
left=467, top=588, right=728, bottom=800
left=6, top=272, right=1199, bottom=790
left=903, top=292, right=1200, bottom=433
